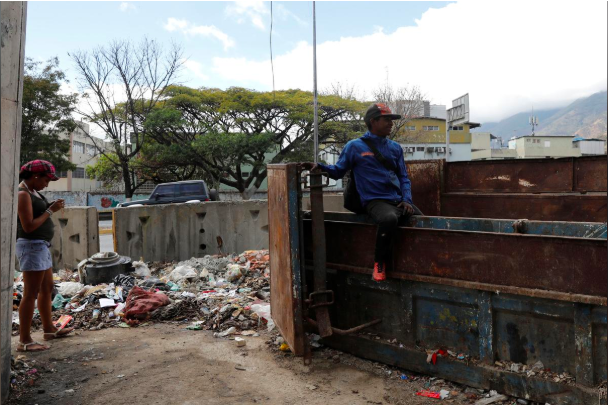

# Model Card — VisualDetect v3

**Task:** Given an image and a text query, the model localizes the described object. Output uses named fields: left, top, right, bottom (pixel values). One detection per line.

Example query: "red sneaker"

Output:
left=372, top=262, right=386, bottom=281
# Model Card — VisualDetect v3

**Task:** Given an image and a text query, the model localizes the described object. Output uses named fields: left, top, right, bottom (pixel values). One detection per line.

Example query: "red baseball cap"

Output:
left=364, top=103, right=402, bottom=126
left=20, top=160, right=59, bottom=181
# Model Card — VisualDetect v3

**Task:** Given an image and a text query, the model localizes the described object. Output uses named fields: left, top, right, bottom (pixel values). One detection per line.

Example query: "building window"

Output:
left=73, top=141, right=85, bottom=154
left=73, top=168, right=85, bottom=179
left=86, top=144, right=97, bottom=156
left=544, top=141, right=551, bottom=148
left=451, top=126, right=464, bottom=131
left=406, top=126, right=416, bottom=131
left=416, top=147, right=425, bottom=152
left=423, top=126, right=439, bottom=131
left=56, top=170, right=68, bottom=178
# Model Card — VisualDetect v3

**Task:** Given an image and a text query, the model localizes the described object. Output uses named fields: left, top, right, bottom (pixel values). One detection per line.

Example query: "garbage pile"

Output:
left=12, top=250, right=274, bottom=336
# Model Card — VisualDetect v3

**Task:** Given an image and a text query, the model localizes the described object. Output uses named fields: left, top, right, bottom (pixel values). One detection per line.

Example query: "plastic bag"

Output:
left=132, top=261, right=151, bottom=277
left=57, top=282, right=84, bottom=298
left=226, top=264, right=245, bottom=282
left=169, top=265, right=198, bottom=283
left=250, top=303, right=275, bottom=332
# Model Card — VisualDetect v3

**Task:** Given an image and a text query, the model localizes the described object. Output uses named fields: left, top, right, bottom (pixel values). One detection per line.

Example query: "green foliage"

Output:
left=85, top=153, right=124, bottom=186
left=142, top=86, right=366, bottom=197
left=20, top=57, right=78, bottom=171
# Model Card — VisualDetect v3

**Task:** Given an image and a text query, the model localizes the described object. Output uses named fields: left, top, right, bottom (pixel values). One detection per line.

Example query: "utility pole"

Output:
left=312, top=1, right=319, bottom=163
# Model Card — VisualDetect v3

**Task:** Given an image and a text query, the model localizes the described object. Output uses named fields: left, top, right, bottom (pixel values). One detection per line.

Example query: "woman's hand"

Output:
left=49, top=199, right=65, bottom=213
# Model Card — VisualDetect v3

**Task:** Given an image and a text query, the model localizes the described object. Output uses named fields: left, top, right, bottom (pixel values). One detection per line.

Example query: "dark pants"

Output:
left=365, top=199, right=416, bottom=264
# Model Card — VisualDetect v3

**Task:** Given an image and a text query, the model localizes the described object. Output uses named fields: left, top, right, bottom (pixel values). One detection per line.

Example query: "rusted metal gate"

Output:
left=408, top=156, right=608, bottom=222
left=267, top=164, right=305, bottom=355
left=268, top=162, right=607, bottom=405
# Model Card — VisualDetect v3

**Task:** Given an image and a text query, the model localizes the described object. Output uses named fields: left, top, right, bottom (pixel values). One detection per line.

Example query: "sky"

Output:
left=26, top=0, right=608, bottom=128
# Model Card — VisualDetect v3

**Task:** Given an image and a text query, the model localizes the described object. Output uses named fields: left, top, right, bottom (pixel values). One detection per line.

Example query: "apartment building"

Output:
left=45, top=122, right=114, bottom=192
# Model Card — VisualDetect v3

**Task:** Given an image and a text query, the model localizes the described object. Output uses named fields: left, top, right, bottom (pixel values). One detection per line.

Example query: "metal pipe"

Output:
left=305, top=317, right=382, bottom=336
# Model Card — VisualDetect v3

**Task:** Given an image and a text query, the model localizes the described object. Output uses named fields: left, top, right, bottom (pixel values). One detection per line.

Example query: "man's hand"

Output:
left=397, top=201, right=414, bottom=215
left=300, top=162, right=319, bottom=172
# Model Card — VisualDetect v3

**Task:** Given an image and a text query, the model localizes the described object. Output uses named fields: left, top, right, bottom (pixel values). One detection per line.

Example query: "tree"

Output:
left=20, top=57, right=78, bottom=171
left=141, top=86, right=366, bottom=199
left=371, top=83, right=427, bottom=142
left=69, top=38, right=184, bottom=199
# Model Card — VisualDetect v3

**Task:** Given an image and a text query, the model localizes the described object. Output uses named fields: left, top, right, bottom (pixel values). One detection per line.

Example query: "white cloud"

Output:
left=225, top=1, right=268, bottom=31
left=119, top=2, right=136, bottom=12
left=164, top=18, right=235, bottom=51
left=224, top=2, right=307, bottom=31
left=213, top=1, right=607, bottom=122
left=182, top=59, right=209, bottom=81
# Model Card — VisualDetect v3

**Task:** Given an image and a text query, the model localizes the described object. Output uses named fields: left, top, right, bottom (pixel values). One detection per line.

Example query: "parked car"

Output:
left=118, top=181, right=219, bottom=207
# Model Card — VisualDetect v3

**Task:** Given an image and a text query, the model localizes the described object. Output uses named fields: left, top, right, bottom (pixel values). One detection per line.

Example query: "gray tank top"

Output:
left=16, top=187, right=55, bottom=242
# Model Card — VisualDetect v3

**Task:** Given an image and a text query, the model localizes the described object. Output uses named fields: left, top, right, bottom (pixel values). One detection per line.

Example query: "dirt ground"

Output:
left=8, top=322, right=480, bottom=405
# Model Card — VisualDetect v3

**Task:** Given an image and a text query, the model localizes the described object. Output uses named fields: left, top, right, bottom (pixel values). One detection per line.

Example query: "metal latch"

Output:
left=305, top=290, right=335, bottom=309
left=301, top=172, right=330, bottom=190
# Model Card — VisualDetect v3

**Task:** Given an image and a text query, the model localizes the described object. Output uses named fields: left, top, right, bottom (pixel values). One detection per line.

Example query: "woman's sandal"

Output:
left=43, top=327, right=74, bottom=341
left=17, top=341, right=50, bottom=352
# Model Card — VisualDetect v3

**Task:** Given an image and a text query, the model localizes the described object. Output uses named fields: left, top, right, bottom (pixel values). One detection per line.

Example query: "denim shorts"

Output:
left=16, top=238, right=53, bottom=271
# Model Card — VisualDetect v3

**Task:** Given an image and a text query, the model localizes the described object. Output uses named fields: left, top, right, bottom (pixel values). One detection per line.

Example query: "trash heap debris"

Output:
left=11, top=250, right=273, bottom=337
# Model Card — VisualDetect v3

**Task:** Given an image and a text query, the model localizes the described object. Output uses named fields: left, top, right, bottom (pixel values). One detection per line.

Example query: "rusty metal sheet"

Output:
left=574, top=155, right=608, bottom=192
left=445, top=158, right=574, bottom=193
left=441, top=192, right=607, bottom=222
left=267, top=164, right=305, bottom=355
left=305, top=221, right=607, bottom=297
left=406, top=159, right=443, bottom=216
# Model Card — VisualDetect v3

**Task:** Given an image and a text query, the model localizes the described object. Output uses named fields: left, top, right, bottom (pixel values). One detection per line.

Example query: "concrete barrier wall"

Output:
left=87, top=193, right=150, bottom=210
left=44, top=190, right=269, bottom=211
left=43, top=190, right=87, bottom=206
left=50, top=207, right=100, bottom=270
left=113, top=200, right=269, bottom=262
left=1, top=2, right=27, bottom=401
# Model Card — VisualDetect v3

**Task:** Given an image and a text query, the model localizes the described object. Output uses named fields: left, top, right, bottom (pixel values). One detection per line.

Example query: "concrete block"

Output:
left=50, top=207, right=99, bottom=270
left=114, top=200, right=269, bottom=262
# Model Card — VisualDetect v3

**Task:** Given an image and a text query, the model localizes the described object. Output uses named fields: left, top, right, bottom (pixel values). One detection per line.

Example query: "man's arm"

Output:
left=311, top=142, right=354, bottom=180
left=396, top=147, right=413, bottom=204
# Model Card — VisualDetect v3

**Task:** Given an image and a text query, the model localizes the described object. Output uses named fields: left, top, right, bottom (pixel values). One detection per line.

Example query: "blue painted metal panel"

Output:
left=320, top=270, right=608, bottom=398
left=319, top=212, right=608, bottom=239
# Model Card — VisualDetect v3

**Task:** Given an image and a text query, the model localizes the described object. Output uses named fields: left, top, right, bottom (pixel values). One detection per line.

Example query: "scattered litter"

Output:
left=99, top=298, right=116, bottom=308
left=235, top=364, right=246, bottom=371
left=416, top=391, right=441, bottom=399
left=117, top=374, right=125, bottom=378
left=306, top=384, right=318, bottom=391
left=279, top=343, right=290, bottom=352
left=440, top=389, right=450, bottom=400
left=475, top=393, right=509, bottom=405
left=132, top=261, right=151, bottom=277
left=235, top=337, right=246, bottom=347
left=400, top=374, right=408, bottom=380
left=57, top=282, right=84, bottom=297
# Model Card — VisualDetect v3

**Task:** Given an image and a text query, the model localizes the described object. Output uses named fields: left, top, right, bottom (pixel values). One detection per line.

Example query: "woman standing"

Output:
left=16, top=160, right=73, bottom=352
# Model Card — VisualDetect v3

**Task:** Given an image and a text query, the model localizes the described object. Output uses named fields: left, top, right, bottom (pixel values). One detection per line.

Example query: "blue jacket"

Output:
left=317, top=131, right=413, bottom=208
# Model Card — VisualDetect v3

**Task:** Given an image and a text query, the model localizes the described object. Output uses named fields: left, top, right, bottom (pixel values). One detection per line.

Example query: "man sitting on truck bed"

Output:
left=303, top=103, right=415, bottom=282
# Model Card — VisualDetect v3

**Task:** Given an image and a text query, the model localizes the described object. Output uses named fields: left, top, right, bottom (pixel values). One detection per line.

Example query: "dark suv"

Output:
left=118, top=181, right=219, bottom=207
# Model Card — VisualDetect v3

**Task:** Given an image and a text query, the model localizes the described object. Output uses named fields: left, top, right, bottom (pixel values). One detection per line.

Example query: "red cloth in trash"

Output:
left=124, top=286, right=170, bottom=325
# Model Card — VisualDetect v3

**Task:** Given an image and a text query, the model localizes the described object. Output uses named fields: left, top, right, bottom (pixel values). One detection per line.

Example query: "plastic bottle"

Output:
left=92, top=309, right=100, bottom=320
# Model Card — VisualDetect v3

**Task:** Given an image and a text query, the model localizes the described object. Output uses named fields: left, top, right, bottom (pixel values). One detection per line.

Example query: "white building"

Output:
left=572, top=137, right=606, bottom=156
left=45, top=122, right=114, bottom=192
